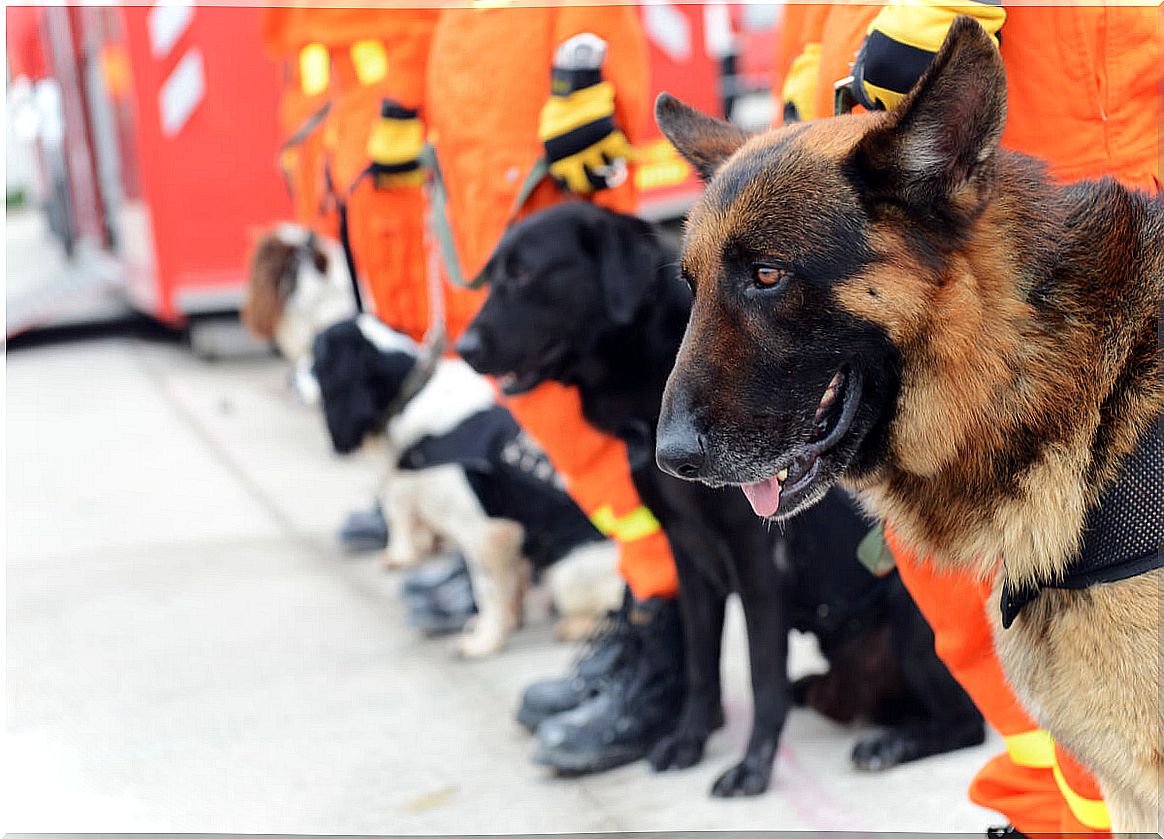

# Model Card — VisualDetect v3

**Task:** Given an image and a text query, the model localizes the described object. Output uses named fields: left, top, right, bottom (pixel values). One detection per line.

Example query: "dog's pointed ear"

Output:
left=655, top=93, right=751, bottom=181
left=851, top=17, right=1007, bottom=212
left=591, top=212, right=659, bottom=326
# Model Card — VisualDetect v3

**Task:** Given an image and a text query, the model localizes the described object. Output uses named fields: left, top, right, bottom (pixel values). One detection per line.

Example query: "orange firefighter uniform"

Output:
left=262, top=9, right=444, bottom=343
left=783, top=3, right=1160, bottom=189
left=778, top=2, right=1160, bottom=831
left=261, top=7, right=344, bottom=238
left=318, top=12, right=439, bottom=342
left=424, top=6, right=678, bottom=599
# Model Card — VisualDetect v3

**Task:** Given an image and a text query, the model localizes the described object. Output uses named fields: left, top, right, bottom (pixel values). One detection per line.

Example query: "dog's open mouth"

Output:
left=496, top=371, right=544, bottom=396
left=494, top=341, right=571, bottom=396
left=740, top=366, right=859, bottom=518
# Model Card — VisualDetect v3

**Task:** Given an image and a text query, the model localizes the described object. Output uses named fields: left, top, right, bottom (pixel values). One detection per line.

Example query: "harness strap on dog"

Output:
left=397, top=406, right=603, bottom=565
left=1000, top=414, right=1164, bottom=628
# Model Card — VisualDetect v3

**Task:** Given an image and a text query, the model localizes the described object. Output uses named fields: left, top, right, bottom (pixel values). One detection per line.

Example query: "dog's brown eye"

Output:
left=752, top=265, right=789, bottom=288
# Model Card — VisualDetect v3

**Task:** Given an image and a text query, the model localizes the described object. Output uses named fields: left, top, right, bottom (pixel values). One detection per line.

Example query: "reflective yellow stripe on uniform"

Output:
left=590, top=504, right=662, bottom=543
left=1052, top=761, right=1111, bottom=830
left=299, top=43, right=330, bottom=96
left=350, top=39, right=388, bottom=86
left=1003, top=729, right=1055, bottom=768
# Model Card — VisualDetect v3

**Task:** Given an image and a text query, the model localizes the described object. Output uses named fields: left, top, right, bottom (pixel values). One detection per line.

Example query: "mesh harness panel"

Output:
left=1000, top=415, right=1164, bottom=628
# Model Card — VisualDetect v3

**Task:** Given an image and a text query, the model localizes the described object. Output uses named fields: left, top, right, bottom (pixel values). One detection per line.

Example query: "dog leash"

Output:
left=380, top=229, right=449, bottom=422
left=335, top=202, right=365, bottom=314
left=343, top=147, right=547, bottom=423
left=421, top=144, right=550, bottom=289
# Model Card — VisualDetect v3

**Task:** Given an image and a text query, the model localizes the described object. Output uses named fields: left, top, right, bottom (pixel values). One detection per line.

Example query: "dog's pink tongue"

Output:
left=741, top=478, right=781, bottom=518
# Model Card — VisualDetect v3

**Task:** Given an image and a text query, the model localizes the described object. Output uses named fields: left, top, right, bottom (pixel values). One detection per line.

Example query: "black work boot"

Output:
left=401, top=554, right=470, bottom=599
left=532, top=595, right=685, bottom=774
left=338, top=501, right=389, bottom=553
left=407, top=569, right=477, bottom=636
left=515, top=589, right=633, bottom=732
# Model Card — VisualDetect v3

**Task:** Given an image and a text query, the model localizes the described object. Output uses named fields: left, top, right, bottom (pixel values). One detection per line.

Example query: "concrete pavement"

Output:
left=5, top=333, right=1002, bottom=833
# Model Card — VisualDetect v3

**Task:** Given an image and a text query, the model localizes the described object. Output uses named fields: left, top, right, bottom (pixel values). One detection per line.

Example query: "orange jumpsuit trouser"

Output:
left=490, top=184, right=677, bottom=601
left=888, top=530, right=1110, bottom=834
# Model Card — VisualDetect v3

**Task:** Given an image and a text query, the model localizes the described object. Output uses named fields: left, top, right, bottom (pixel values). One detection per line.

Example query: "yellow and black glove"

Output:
left=850, top=0, right=1005, bottom=112
left=365, top=98, right=426, bottom=188
left=781, top=42, right=821, bottom=123
left=537, top=33, right=634, bottom=195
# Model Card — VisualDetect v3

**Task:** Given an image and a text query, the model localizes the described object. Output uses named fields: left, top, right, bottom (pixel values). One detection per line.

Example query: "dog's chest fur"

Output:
left=848, top=176, right=1164, bottom=808
left=851, top=177, right=1164, bottom=591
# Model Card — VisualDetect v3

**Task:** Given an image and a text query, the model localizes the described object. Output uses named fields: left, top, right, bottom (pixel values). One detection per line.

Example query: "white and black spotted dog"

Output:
left=312, top=315, right=622, bottom=656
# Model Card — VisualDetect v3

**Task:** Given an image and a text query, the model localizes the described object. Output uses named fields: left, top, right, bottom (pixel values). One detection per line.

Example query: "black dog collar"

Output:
left=1000, top=414, right=1163, bottom=628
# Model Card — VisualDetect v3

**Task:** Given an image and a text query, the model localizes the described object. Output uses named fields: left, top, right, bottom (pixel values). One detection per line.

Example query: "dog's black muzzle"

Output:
left=454, top=327, right=487, bottom=372
left=656, top=386, right=710, bottom=480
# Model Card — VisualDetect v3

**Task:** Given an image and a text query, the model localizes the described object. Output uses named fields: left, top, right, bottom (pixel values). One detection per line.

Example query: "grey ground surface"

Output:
left=5, top=329, right=1003, bottom=833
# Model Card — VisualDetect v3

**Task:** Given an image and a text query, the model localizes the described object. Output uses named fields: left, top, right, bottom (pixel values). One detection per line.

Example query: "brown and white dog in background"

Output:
left=241, top=223, right=356, bottom=404
left=656, top=18, right=1163, bottom=830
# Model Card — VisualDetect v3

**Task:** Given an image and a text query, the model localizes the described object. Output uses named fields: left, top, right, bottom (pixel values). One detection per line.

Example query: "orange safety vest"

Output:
left=320, top=11, right=438, bottom=342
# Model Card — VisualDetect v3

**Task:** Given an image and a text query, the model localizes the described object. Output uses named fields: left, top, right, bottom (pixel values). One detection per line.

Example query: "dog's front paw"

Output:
left=851, top=731, right=910, bottom=771
left=711, top=755, right=774, bottom=797
left=456, top=621, right=507, bottom=659
left=852, top=721, right=984, bottom=771
left=382, top=551, right=416, bottom=570
left=648, top=729, right=707, bottom=772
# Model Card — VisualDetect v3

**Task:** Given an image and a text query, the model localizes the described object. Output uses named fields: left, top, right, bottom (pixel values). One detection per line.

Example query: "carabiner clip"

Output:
left=834, top=75, right=858, bottom=116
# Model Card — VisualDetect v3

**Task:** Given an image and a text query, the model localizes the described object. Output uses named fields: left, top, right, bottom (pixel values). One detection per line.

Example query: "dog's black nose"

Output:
left=656, top=417, right=708, bottom=479
left=657, top=386, right=710, bottom=479
left=656, top=431, right=706, bottom=479
left=455, top=328, right=485, bottom=368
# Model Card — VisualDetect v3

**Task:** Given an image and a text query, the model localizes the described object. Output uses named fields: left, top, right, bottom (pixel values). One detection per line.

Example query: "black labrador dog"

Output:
left=457, top=202, right=983, bottom=796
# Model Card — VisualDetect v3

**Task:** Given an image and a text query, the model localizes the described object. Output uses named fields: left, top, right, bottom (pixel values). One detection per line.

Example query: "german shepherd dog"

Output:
left=655, top=18, right=1162, bottom=829
left=457, top=202, right=983, bottom=796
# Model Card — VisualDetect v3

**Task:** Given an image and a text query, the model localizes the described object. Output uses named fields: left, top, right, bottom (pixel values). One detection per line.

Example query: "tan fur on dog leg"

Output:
left=458, top=519, right=525, bottom=658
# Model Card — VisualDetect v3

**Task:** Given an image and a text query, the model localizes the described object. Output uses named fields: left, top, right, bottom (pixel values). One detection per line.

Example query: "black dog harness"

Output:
left=398, top=405, right=603, bottom=569
left=1000, top=415, right=1164, bottom=628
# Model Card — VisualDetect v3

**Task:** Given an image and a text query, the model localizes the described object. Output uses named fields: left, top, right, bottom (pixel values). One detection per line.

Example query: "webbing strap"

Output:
left=421, top=145, right=550, bottom=289
left=335, top=202, right=364, bottom=314
left=382, top=212, right=449, bottom=421
left=279, top=101, right=331, bottom=156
